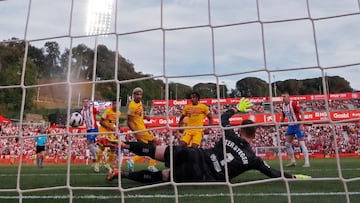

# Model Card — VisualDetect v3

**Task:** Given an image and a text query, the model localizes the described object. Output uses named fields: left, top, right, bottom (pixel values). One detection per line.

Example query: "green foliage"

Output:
left=169, top=82, right=192, bottom=99
left=276, top=76, right=352, bottom=96
left=0, top=39, right=356, bottom=119
left=235, top=76, right=354, bottom=97
left=43, top=41, right=61, bottom=77
left=0, top=40, right=38, bottom=118
left=193, top=83, right=217, bottom=98
left=327, top=76, right=352, bottom=93
left=236, top=77, right=269, bottom=97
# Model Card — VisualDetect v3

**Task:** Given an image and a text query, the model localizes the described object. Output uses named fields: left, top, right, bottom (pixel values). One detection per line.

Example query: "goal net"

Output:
left=0, top=0, right=359, bottom=203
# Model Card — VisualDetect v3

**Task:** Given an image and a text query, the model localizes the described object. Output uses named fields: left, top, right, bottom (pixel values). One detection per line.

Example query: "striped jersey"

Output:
left=281, top=100, right=302, bottom=125
left=81, top=104, right=99, bottom=130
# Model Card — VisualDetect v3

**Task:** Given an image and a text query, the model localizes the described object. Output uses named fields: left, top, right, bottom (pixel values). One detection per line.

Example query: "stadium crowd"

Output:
left=0, top=95, right=359, bottom=162
left=0, top=120, right=359, bottom=162
left=0, top=124, right=87, bottom=161
left=151, top=98, right=360, bottom=116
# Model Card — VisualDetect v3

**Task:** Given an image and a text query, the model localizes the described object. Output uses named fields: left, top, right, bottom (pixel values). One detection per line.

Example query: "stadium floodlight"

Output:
left=85, top=0, right=114, bottom=36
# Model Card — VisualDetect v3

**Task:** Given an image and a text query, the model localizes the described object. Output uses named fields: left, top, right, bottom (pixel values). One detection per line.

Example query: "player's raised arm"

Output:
left=221, top=98, right=253, bottom=127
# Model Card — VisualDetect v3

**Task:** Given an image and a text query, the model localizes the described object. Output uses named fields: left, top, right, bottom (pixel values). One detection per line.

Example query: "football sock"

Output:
left=299, top=140, right=309, bottom=164
left=89, top=143, right=98, bottom=161
left=285, top=142, right=295, bottom=163
left=40, top=155, right=44, bottom=167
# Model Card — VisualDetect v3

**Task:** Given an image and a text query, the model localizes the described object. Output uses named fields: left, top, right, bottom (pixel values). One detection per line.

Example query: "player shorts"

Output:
left=164, top=146, right=215, bottom=182
left=86, top=128, right=98, bottom=142
left=36, top=146, right=45, bottom=154
left=181, top=129, right=203, bottom=146
left=285, top=124, right=304, bottom=138
left=134, top=130, right=155, bottom=144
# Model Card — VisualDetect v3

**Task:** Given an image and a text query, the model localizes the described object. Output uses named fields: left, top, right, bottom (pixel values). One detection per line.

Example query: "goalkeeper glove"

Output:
left=294, top=174, right=312, bottom=179
left=236, top=98, right=253, bottom=112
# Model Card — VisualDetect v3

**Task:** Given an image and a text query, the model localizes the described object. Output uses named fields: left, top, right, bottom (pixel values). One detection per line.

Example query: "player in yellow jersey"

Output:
left=126, top=87, right=158, bottom=172
left=94, top=100, right=121, bottom=173
left=178, top=91, right=213, bottom=148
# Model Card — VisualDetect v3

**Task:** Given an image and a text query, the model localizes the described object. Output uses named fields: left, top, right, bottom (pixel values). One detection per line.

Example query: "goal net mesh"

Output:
left=0, top=0, right=359, bottom=203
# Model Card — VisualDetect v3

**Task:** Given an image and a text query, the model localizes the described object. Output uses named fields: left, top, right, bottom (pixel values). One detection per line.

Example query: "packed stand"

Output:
left=1, top=121, right=359, bottom=163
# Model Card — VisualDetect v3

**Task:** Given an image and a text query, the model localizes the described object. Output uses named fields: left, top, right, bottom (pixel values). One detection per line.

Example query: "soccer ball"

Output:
left=69, top=112, right=83, bottom=127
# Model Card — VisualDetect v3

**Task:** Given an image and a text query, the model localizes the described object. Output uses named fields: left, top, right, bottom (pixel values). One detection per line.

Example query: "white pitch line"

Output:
left=0, top=192, right=360, bottom=199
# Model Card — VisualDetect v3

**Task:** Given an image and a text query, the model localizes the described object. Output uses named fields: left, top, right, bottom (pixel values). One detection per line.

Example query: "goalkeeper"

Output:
left=107, top=98, right=311, bottom=182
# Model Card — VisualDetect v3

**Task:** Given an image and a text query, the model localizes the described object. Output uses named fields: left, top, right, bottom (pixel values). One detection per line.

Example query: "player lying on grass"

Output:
left=107, top=98, right=311, bottom=183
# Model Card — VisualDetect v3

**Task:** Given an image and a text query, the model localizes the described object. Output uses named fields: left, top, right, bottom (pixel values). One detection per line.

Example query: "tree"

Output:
left=275, top=76, right=352, bottom=95
left=236, top=77, right=268, bottom=97
left=95, top=45, right=114, bottom=80
left=44, top=41, right=61, bottom=77
left=169, top=82, right=189, bottom=100
left=193, top=83, right=217, bottom=98
left=71, top=44, right=93, bottom=79
left=3, top=37, right=356, bottom=120
left=27, top=44, right=46, bottom=78
left=326, top=76, right=352, bottom=93
left=0, top=40, right=38, bottom=118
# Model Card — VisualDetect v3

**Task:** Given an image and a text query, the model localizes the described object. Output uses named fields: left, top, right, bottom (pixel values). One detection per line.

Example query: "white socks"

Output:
left=89, top=143, right=98, bottom=161
left=285, top=142, right=295, bottom=163
left=299, top=140, right=309, bottom=165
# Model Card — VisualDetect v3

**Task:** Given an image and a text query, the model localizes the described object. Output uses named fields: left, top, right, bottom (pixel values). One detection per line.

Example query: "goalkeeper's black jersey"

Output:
left=202, top=109, right=292, bottom=181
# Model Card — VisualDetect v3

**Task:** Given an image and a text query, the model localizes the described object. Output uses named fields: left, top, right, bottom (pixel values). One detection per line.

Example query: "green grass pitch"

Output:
left=0, top=157, right=359, bottom=203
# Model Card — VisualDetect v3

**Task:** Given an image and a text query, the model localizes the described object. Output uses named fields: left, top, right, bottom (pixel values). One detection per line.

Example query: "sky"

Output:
left=1, top=0, right=360, bottom=94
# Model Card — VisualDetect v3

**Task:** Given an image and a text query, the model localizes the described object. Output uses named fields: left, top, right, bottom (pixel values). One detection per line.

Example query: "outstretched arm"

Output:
left=253, top=157, right=293, bottom=178
left=253, top=157, right=311, bottom=179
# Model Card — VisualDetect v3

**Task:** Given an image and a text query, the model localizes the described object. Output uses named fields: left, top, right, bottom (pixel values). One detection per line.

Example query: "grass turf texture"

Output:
left=0, top=158, right=359, bottom=203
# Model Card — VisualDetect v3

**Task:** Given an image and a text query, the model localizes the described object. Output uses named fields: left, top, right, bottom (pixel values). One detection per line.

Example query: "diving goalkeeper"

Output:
left=108, top=98, right=311, bottom=182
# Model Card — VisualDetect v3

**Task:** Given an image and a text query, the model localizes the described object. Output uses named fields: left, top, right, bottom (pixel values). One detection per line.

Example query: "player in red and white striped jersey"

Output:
left=280, top=92, right=310, bottom=168
left=80, top=98, right=100, bottom=170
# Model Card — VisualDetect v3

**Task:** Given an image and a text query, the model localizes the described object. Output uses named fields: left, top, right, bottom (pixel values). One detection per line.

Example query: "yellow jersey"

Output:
left=182, top=103, right=210, bottom=127
left=99, top=108, right=121, bottom=133
left=127, top=100, right=146, bottom=131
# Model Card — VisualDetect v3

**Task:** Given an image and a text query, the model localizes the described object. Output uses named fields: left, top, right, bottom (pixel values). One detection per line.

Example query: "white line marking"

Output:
left=0, top=192, right=360, bottom=199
